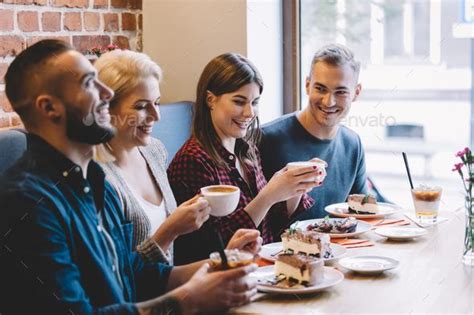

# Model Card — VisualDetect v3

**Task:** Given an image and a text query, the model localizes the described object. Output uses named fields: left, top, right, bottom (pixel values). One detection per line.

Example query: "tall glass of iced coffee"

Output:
left=411, top=185, right=442, bottom=223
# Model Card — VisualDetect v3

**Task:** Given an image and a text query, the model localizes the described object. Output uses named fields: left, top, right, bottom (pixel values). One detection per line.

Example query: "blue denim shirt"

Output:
left=0, top=134, right=173, bottom=314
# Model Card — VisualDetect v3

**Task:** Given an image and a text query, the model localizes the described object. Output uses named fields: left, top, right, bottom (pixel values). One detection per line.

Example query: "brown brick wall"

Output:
left=0, top=0, right=143, bottom=129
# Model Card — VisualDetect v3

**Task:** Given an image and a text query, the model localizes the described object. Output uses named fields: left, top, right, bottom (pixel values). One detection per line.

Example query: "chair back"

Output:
left=152, top=102, right=194, bottom=164
left=0, top=129, right=27, bottom=176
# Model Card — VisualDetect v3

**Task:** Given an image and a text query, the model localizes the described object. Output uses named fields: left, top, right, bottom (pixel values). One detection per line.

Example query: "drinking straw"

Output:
left=215, top=229, right=229, bottom=270
left=402, top=152, right=414, bottom=190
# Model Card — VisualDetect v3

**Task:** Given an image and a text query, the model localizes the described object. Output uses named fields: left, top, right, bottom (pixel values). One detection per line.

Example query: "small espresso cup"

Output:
left=200, top=185, right=240, bottom=217
left=286, top=160, right=327, bottom=182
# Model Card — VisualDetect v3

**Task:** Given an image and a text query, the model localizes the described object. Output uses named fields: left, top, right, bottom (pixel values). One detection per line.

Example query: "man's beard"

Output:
left=65, top=103, right=116, bottom=145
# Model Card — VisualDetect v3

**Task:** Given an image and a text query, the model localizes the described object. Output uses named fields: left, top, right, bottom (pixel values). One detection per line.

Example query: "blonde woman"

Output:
left=94, top=50, right=261, bottom=265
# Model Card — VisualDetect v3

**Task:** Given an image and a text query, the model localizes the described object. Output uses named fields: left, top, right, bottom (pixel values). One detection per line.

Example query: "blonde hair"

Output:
left=93, top=50, right=163, bottom=163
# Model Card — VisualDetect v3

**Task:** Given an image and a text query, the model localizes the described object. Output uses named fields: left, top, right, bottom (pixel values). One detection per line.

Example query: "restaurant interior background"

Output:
left=0, top=0, right=471, bottom=213
left=145, top=0, right=472, bottom=213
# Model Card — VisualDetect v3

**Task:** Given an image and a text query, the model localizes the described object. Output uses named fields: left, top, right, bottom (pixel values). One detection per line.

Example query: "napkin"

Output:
left=256, top=257, right=274, bottom=266
left=362, top=218, right=411, bottom=227
left=330, top=238, right=375, bottom=248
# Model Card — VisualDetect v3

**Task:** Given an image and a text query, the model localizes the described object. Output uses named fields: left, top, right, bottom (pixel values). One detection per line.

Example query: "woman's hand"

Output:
left=166, top=195, right=211, bottom=236
left=226, top=229, right=262, bottom=255
left=261, top=165, right=320, bottom=205
left=152, top=195, right=211, bottom=251
left=309, top=158, right=327, bottom=184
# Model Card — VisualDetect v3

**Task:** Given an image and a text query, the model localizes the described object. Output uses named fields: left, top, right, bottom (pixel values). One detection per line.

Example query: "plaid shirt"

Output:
left=167, top=137, right=314, bottom=264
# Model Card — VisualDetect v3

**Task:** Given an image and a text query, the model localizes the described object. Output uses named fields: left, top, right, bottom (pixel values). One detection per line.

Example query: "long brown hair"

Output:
left=193, top=53, right=263, bottom=170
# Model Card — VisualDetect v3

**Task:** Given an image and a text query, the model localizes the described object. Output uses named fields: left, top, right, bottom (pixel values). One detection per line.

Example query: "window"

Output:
left=300, top=0, right=471, bottom=208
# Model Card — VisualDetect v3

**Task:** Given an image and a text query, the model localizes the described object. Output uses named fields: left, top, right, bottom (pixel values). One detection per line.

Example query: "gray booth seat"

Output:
left=151, top=101, right=194, bottom=164
left=0, top=129, right=27, bottom=176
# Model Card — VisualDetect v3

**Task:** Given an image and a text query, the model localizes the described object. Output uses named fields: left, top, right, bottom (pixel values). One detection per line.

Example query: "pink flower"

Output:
left=455, top=147, right=471, bottom=157
left=107, top=44, right=118, bottom=51
left=452, top=163, right=464, bottom=172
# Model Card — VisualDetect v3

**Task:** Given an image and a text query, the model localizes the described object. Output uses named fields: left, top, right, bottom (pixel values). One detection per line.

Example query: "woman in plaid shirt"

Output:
left=168, top=53, right=324, bottom=265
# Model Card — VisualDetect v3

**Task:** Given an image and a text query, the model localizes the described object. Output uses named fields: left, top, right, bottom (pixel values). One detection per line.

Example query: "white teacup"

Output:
left=200, top=185, right=240, bottom=217
left=286, top=160, right=327, bottom=182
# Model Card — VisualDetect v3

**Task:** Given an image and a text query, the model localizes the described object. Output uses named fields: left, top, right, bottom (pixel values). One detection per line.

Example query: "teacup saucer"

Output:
left=375, top=226, right=427, bottom=240
left=338, top=255, right=399, bottom=275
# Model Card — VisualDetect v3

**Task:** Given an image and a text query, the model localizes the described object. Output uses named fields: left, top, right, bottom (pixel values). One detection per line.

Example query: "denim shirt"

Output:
left=0, top=134, right=174, bottom=314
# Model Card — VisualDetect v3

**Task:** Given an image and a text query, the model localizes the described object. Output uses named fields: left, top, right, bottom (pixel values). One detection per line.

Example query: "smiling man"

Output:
left=260, top=44, right=368, bottom=219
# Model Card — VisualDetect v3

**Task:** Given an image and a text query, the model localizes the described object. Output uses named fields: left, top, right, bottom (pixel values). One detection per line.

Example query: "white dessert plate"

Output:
left=338, top=255, right=399, bottom=274
left=259, top=242, right=347, bottom=264
left=375, top=226, right=427, bottom=240
left=250, top=266, right=344, bottom=294
left=296, top=219, right=372, bottom=238
left=325, top=202, right=401, bottom=219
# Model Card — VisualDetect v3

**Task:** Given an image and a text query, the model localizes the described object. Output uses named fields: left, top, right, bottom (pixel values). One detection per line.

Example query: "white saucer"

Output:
left=251, top=266, right=344, bottom=294
left=325, top=202, right=401, bottom=219
left=375, top=226, right=427, bottom=240
left=297, top=218, right=372, bottom=238
left=259, top=242, right=347, bottom=264
left=338, top=255, right=399, bottom=274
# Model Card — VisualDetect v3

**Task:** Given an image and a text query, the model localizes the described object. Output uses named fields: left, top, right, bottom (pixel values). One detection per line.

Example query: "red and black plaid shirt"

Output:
left=167, top=137, right=314, bottom=264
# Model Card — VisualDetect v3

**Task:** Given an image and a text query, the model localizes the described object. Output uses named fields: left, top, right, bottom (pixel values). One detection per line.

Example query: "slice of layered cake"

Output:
left=348, top=194, right=379, bottom=214
left=306, top=217, right=358, bottom=234
left=281, top=229, right=333, bottom=259
left=275, top=253, right=324, bottom=286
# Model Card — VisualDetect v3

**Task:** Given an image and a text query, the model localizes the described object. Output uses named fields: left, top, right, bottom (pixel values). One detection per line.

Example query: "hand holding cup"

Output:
left=200, top=185, right=240, bottom=217
left=164, top=195, right=211, bottom=236
left=286, top=158, right=327, bottom=184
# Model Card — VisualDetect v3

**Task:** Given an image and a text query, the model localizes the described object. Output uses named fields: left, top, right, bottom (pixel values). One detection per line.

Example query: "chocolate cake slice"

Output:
left=275, top=253, right=324, bottom=286
left=281, top=229, right=333, bottom=259
left=348, top=194, right=379, bottom=214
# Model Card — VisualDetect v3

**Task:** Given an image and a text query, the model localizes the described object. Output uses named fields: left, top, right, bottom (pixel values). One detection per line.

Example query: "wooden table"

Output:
left=230, top=210, right=474, bottom=314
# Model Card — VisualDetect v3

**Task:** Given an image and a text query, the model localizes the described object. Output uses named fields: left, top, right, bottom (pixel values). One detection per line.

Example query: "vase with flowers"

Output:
left=88, top=43, right=120, bottom=61
left=452, top=147, right=474, bottom=266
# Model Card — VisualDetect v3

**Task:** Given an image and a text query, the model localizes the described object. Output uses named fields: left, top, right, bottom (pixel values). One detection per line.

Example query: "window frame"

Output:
left=282, top=0, right=301, bottom=113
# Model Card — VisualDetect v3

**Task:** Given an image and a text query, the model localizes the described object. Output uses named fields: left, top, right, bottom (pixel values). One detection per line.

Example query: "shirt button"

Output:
left=74, top=166, right=80, bottom=173
left=62, top=171, right=68, bottom=177
left=112, top=265, right=116, bottom=272
left=83, top=186, right=90, bottom=194
left=97, top=225, right=102, bottom=232
left=229, top=155, right=234, bottom=160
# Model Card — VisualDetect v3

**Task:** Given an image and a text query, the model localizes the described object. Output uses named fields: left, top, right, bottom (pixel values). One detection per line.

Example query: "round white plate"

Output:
left=259, top=242, right=347, bottom=264
left=251, top=266, right=344, bottom=294
left=375, top=226, right=427, bottom=240
left=297, top=219, right=372, bottom=238
left=325, top=202, right=401, bottom=219
left=338, top=255, right=399, bottom=274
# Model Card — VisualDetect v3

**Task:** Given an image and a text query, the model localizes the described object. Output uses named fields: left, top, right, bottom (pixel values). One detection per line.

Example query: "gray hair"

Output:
left=309, top=43, right=360, bottom=82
